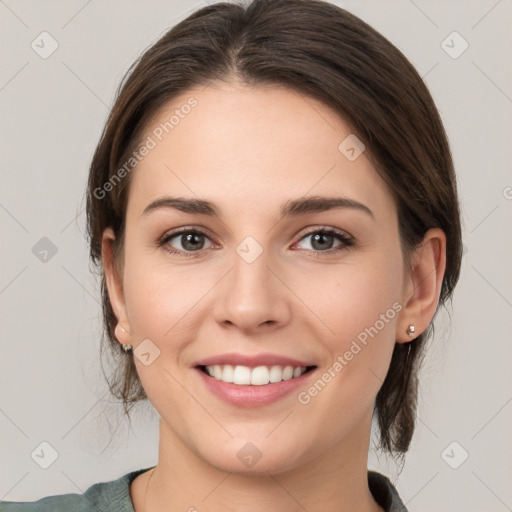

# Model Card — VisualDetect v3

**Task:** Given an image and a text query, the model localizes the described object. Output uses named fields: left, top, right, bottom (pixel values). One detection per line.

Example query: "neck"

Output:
left=142, top=415, right=383, bottom=512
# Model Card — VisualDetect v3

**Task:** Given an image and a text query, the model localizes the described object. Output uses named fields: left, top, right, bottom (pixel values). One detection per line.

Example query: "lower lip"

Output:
left=194, top=367, right=316, bottom=407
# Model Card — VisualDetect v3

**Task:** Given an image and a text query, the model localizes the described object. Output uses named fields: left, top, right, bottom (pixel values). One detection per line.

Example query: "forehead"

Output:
left=126, top=82, right=394, bottom=219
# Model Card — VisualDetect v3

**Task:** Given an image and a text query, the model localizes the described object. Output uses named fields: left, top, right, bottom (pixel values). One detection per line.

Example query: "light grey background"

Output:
left=1, top=1, right=511, bottom=510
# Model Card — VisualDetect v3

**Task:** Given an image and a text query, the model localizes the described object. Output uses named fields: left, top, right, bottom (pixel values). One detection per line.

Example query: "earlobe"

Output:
left=397, top=228, right=447, bottom=343
left=101, top=227, right=131, bottom=346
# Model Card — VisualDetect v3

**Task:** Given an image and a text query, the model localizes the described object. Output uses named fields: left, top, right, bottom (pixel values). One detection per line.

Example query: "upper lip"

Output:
left=193, top=352, right=316, bottom=368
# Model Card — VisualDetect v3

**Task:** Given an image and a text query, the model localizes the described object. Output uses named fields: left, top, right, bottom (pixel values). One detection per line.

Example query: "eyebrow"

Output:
left=142, top=195, right=374, bottom=220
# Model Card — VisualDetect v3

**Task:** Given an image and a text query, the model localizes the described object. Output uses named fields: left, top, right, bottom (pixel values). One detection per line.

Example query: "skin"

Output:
left=102, top=80, right=446, bottom=512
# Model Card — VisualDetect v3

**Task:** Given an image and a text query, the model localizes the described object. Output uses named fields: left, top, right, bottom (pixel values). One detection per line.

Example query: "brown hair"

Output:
left=86, top=0, right=462, bottom=455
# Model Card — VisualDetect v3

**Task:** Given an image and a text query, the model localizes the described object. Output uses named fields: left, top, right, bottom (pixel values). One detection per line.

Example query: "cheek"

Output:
left=278, top=254, right=404, bottom=445
left=120, top=254, right=200, bottom=401
left=313, top=247, right=404, bottom=378
left=120, top=245, right=218, bottom=390
left=293, top=262, right=403, bottom=426
left=314, top=252, right=403, bottom=338
left=123, top=271, right=172, bottom=338
left=122, top=239, right=200, bottom=338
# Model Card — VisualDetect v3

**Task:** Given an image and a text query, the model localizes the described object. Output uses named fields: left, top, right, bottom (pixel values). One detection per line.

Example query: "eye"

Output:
left=294, top=227, right=353, bottom=254
left=159, top=226, right=354, bottom=258
left=160, top=229, right=213, bottom=257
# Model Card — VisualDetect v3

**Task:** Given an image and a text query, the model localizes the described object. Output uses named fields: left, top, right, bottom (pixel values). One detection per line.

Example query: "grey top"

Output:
left=0, top=468, right=408, bottom=511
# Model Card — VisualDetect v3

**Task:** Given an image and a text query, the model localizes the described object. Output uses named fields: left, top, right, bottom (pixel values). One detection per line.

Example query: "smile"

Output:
left=195, top=364, right=318, bottom=407
left=199, top=364, right=316, bottom=385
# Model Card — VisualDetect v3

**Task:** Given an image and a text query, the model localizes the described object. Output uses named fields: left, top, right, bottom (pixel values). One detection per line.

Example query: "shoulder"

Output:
left=368, top=470, right=409, bottom=512
left=0, top=492, right=82, bottom=512
left=0, top=467, right=153, bottom=512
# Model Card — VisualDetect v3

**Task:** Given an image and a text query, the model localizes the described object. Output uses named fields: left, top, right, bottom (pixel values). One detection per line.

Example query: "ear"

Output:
left=396, top=227, right=447, bottom=343
left=101, top=227, right=132, bottom=347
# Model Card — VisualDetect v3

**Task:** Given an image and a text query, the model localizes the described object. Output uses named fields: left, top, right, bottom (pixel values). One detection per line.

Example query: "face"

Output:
left=105, top=81, right=411, bottom=474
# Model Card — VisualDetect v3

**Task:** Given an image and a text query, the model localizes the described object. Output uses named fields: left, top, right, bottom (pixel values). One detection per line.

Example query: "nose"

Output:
left=212, top=244, right=292, bottom=335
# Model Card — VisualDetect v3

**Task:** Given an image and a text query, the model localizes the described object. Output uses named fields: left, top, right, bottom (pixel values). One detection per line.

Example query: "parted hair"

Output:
left=86, top=0, right=462, bottom=455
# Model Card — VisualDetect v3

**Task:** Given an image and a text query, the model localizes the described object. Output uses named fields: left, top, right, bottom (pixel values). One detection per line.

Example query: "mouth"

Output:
left=196, top=364, right=317, bottom=386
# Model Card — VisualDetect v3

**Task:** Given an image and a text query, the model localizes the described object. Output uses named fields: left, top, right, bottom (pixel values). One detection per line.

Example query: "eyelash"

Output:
left=158, top=226, right=354, bottom=259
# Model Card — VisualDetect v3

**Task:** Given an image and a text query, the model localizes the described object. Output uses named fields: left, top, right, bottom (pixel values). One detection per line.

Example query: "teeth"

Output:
left=204, top=364, right=308, bottom=385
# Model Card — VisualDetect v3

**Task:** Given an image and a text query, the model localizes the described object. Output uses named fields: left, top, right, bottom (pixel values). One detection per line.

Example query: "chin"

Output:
left=199, top=438, right=310, bottom=476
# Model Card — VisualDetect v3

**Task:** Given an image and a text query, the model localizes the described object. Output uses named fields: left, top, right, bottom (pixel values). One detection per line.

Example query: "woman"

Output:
left=1, top=0, right=461, bottom=510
